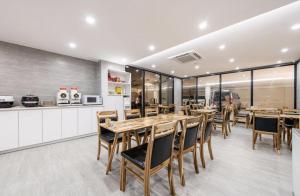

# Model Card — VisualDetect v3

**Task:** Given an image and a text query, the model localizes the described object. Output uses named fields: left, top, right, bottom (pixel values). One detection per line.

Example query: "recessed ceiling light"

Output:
left=122, top=58, right=127, bottom=63
left=151, top=64, right=156, bottom=68
left=170, top=70, right=175, bottom=74
left=235, top=66, right=240, bottom=70
left=148, top=45, right=155, bottom=51
left=291, top=24, right=300, bottom=30
left=219, top=44, right=226, bottom=50
left=184, top=75, right=188, bottom=78
left=85, top=16, right=95, bottom=25
left=198, top=21, right=208, bottom=30
left=206, top=71, right=210, bottom=74
left=69, top=42, right=77, bottom=49
left=281, top=48, right=289, bottom=53
left=229, top=58, right=235, bottom=63
left=195, top=65, right=199, bottom=69
left=135, top=69, right=139, bottom=72
left=277, top=60, right=282, bottom=64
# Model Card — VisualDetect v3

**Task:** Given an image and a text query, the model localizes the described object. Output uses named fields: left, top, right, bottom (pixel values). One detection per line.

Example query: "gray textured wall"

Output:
left=0, top=41, right=100, bottom=105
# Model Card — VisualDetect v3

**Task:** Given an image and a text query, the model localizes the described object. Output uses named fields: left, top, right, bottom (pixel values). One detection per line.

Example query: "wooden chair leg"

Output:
left=134, top=131, right=141, bottom=146
left=228, top=123, right=231, bottom=133
left=282, top=128, right=286, bottom=143
left=200, top=143, right=206, bottom=168
left=144, top=170, right=150, bottom=196
left=208, top=138, right=214, bottom=160
left=168, top=161, right=175, bottom=196
left=253, top=132, right=258, bottom=150
left=193, top=147, right=199, bottom=174
left=120, top=158, right=127, bottom=192
left=116, top=143, right=119, bottom=154
left=259, top=134, right=262, bottom=141
left=97, top=135, right=101, bottom=160
left=177, top=154, right=185, bottom=186
left=277, top=134, right=281, bottom=152
left=108, top=144, right=111, bottom=161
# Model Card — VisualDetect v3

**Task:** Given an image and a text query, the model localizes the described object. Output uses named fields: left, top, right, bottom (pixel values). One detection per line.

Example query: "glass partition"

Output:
left=253, top=66, right=294, bottom=109
left=221, top=72, right=251, bottom=110
left=144, top=71, right=160, bottom=106
left=197, top=75, right=220, bottom=108
left=161, top=76, right=174, bottom=105
left=182, top=77, right=197, bottom=105
left=125, top=67, right=143, bottom=111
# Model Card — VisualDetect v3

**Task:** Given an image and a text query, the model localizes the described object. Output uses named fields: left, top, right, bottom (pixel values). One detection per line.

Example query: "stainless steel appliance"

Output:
left=0, top=96, right=14, bottom=108
left=21, top=95, right=39, bottom=107
left=57, top=88, right=70, bottom=105
left=82, top=95, right=102, bottom=105
left=70, top=88, right=82, bottom=104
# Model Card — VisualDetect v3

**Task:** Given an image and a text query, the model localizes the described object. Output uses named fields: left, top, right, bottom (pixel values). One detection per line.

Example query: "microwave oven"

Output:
left=82, top=95, right=103, bottom=105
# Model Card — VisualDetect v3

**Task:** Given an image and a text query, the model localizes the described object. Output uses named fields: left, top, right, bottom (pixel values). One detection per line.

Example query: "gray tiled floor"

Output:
left=0, top=125, right=293, bottom=196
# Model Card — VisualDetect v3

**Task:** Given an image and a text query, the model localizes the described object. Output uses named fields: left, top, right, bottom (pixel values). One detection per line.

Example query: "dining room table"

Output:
left=98, top=113, right=194, bottom=177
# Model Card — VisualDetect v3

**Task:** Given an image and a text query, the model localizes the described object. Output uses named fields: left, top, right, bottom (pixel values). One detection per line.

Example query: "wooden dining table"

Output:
left=99, top=114, right=194, bottom=177
left=190, top=109, right=216, bottom=114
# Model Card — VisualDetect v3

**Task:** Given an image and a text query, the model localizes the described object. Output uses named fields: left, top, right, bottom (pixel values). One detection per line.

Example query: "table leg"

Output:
left=120, top=132, right=128, bottom=191
left=106, top=134, right=118, bottom=175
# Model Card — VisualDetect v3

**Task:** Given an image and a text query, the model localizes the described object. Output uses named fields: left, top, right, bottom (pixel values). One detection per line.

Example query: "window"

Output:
left=182, top=77, right=197, bottom=105
left=144, top=71, right=160, bottom=106
left=161, top=76, right=174, bottom=105
left=221, top=72, right=251, bottom=110
left=197, top=75, right=220, bottom=108
left=253, top=66, right=294, bottom=108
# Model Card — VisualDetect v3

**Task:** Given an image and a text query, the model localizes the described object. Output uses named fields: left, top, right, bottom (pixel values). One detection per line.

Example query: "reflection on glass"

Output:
left=182, top=78, right=197, bottom=105
left=197, top=76, right=220, bottom=108
left=161, top=76, right=174, bottom=105
left=125, top=67, right=143, bottom=111
left=145, top=71, right=160, bottom=106
left=253, top=66, right=294, bottom=108
left=221, top=72, right=251, bottom=110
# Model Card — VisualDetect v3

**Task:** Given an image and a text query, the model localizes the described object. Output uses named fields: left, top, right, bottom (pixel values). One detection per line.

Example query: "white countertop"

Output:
left=0, top=104, right=104, bottom=111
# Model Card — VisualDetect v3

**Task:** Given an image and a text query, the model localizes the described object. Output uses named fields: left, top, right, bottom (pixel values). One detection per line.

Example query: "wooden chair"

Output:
left=233, top=106, right=250, bottom=128
left=124, top=109, right=147, bottom=145
left=179, top=105, right=190, bottom=116
left=191, top=104, right=203, bottom=110
left=145, top=107, right=159, bottom=117
left=96, top=110, right=122, bottom=170
left=173, top=116, right=202, bottom=186
left=213, top=107, right=231, bottom=139
left=198, top=114, right=214, bottom=168
left=252, top=112, right=281, bottom=153
left=120, top=121, right=178, bottom=196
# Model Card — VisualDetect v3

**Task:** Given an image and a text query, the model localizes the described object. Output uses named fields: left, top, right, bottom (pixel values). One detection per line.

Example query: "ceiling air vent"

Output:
left=169, top=51, right=202, bottom=64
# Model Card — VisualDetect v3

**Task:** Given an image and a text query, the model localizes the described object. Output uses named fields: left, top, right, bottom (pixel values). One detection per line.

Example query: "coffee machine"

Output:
left=57, top=88, right=70, bottom=105
left=70, top=87, right=82, bottom=105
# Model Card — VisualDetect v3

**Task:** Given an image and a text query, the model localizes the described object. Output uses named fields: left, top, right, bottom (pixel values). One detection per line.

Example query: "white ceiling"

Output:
left=0, top=0, right=299, bottom=77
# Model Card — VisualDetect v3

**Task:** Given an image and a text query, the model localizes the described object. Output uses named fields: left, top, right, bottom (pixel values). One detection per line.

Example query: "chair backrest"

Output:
left=145, top=121, right=178, bottom=169
left=179, top=105, right=190, bottom=116
left=253, top=112, right=279, bottom=133
left=201, top=114, right=213, bottom=142
left=181, top=116, right=202, bottom=150
left=97, top=110, right=118, bottom=123
left=169, top=104, right=175, bottom=113
left=145, top=107, right=158, bottom=117
left=124, top=109, right=141, bottom=120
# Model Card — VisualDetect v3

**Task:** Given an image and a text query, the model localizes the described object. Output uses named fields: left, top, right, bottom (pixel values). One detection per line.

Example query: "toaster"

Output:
left=21, top=95, right=39, bottom=107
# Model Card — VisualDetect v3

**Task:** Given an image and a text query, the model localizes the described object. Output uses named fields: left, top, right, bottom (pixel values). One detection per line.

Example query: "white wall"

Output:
left=174, top=78, right=182, bottom=112
left=297, top=62, right=300, bottom=109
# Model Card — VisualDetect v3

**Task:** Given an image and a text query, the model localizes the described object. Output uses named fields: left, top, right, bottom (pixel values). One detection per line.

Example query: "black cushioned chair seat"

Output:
left=121, top=143, right=148, bottom=169
left=100, top=131, right=122, bottom=143
left=285, top=124, right=293, bottom=128
left=174, top=135, right=180, bottom=150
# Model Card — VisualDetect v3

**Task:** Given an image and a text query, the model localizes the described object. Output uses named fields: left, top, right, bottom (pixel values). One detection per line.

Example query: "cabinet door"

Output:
left=91, top=107, right=104, bottom=133
left=43, top=109, right=62, bottom=142
left=61, top=108, right=78, bottom=138
left=78, top=108, right=92, bottom=134
left=19, top=110, right=43, bottom=146
left=0, top=111, right=18, bottom=151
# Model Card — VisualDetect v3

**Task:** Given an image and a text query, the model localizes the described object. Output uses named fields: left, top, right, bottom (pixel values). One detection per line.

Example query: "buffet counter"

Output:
left=293, top=128, right=300, bottom=196
left=0, top=105, right=104, bottom=154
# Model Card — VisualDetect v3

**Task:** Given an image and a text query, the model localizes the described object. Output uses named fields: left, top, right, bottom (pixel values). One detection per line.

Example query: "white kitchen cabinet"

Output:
left=43, top=109, right=62, bottom=142
left=62, top=108, right=78, bottom=138
left=19, top=110, right=43, bottom=146
left=0, top=111, right=18, bottom=151
left=91, top=106, right=103, bottom=133
left=78, top=108, right=92, bottom=134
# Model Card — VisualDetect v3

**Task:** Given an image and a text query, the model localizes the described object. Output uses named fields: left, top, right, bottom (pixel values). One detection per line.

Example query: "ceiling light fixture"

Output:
left=85, top=16, right=96, bottom=25
left=69, top=42, right=77, bottom=49
left=170, top=70, right=175, bottom=74
left=277, top=60, right=282, bottom=64
left=219, top=44, right=226, bottom=50
left=151, top=64, right=156, bottom=68
left=291, top=23, right=300, bottom=30
left=184, top=75, right=188, bottom=78
left=235, top=66, right=240, bottom=70
left=195, top=65, right=199, bottom=69
left=206, top=71, right=210, bottom=74
left=149, top=45, right=155, bottom=51
left=229, top=58, right=235, bottom=63
left=198, top=21, right=208, bottom=30
left=281, top=48, right=289, bottom=53
left=122, top=58, right=127, bottom=63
